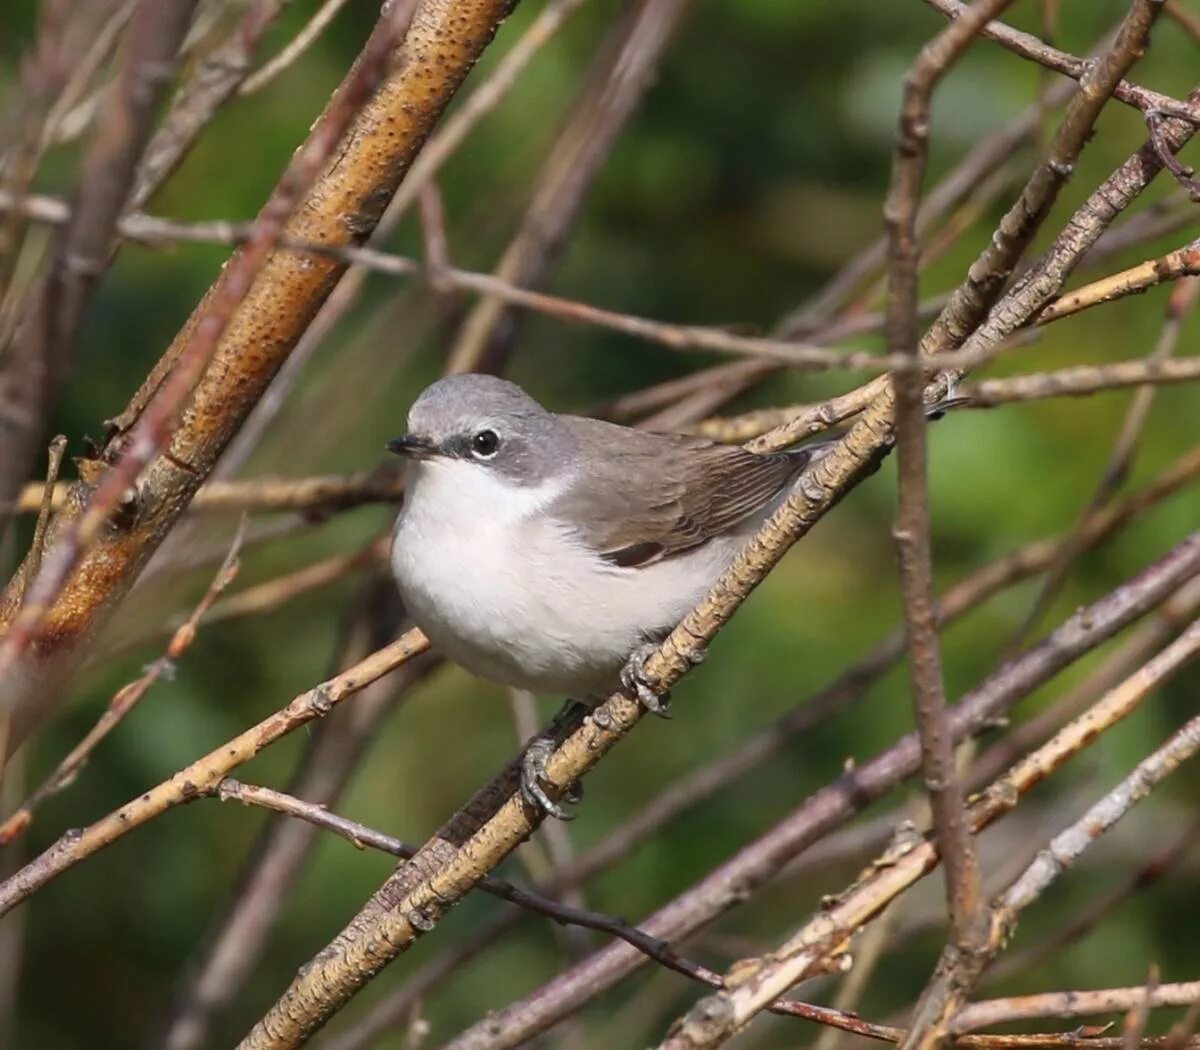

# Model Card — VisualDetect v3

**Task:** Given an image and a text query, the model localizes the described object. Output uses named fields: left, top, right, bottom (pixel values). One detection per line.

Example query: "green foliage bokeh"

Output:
left=1, top=2, right=1198, bottom=1047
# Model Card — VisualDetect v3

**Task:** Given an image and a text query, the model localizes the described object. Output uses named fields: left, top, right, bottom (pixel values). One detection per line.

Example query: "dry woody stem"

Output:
left=0, top=629, right=429, bottom=916
left=0, top=0, right=518, bottom=755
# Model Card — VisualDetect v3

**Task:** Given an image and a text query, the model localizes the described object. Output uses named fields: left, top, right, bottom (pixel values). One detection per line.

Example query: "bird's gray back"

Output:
left=549, top=416, right=806, bottom=566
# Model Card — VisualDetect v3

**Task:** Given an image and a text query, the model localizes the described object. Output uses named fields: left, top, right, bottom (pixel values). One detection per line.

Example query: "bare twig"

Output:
left=210, top=779, right=726, bottom=984
left=0, top=0, right=419, bottom=676
left=0, top=0, right=197, bottom=514
left=218, top=0, right=591, bottom=476
left=10, top=467, right=406, bottom=517
left=239, top=0, right=353, bottom=96
left=32, top=1, right=139, bottom=156
left=327, top=103, right=1200, bottom=1038
left=192, top=535, right=387, bottom=633
left=0, top=629, right=430, bottom=917
left=923, top=0, right=1200, bottom=125
left=6, top=190, right=1200, bottom=381
left=983, top=811, right=1199, bottom=982
left=699, top=244, right=1200, bottom=447
left=914, top=620, right=1200, bottom=1045
left=20, top=436, right=68, bottom=600
left=129, top=0, right=290, bottom=210
left=959, top=981, right=1200, bottom=1034
left=960, top=356, right=1200, bottom=406
left=1034, top=241, right=1200, bottom=326
left=331, top=449, right=1200, bottom=1050
left=444, top=0, right=692, bottom=374
left=881, top=0, right=1009, bottom=986
left=1165, top=0, right=1200, bottom=42
left=222, top=767, right=1200, bottom=1049
left=155, top=581, right=434, bottom=1050
left=1001, top=274, right=1200, bottom=651
left=0, top=521, right=246, bottom=845
left=658, top=615, right=1200, bottom=1050
left=972, top=697, right=1200, bottom=984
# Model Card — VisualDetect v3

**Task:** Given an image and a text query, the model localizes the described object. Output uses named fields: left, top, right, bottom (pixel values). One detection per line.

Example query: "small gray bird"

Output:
left=388, top=373, right=825, bottom=815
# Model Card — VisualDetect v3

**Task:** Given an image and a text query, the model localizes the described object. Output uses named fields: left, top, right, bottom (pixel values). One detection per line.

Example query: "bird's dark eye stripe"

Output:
left=440, top=435, right=472, bottom=459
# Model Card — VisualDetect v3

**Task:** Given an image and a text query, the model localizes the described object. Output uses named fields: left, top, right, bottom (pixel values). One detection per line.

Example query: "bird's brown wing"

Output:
left=550, top=417, right=807, bottom=567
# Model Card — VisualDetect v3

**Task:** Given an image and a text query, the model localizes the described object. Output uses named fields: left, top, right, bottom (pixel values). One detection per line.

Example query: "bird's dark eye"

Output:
left=471, top=429, right=500, bottom=458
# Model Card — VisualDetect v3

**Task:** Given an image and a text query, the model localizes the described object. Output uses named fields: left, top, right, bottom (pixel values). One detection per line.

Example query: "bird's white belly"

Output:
left=391, top=459, right=742, bottom=697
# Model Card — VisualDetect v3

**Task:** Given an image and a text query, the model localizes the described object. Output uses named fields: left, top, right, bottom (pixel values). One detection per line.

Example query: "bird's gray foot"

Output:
left=520, top=739, right=573, bottom=820
left=927, top=376, right=968, bottom=419
left=621, top=642, right=671, bottom=718
left=518, top=700, right=587, bottom=821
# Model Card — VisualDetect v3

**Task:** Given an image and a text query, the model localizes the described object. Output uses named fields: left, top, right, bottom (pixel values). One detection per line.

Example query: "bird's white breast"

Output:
left=391, top=459, right=746, bottom=698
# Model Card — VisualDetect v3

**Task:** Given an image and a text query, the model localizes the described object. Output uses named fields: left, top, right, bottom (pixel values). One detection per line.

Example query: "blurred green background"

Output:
left=2, top=1, right=1199, bottom=1047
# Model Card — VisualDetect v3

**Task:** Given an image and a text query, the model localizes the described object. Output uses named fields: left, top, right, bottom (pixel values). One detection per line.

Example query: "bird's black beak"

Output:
left=386, top=434, right=436, bottom=459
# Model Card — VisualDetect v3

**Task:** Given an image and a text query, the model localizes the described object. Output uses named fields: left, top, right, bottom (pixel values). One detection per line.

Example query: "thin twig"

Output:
left=1002, top=273, right=1200, bottom=651
left=154, top=580, right=433, bottom=1050
left=129, top=0, right=289, bottom=210
left=984, top=813, right=1200, bottom=984
left=0, top=0, right=197, bottom=513
left=1035, top=241, right=1200, bottom=326
left=10, top=466, right=406, bottom=517
left=218, top=0, right=591, bottom=477
left=444, top=0, right=692, bottom=375
left=20, top=435, right=67, bottom=599
left=657, top=615, right=1200, bottom=1050
left=882, top=0, right=1007, bottom=984
left=1165, top=0, right=1200, bottom=42
left=960, top=356, right=1200, bottom=406
left=210, top=779, right=723, bottom=984
left=923, top=0, right=1200, bottom=125
left=0, top=519, right=247, bottom=845
left=240, top=0, right=352, bottom=96
left=4, top=190, right=1199, bottom=380
left=0, top=629, right=429, bottom=917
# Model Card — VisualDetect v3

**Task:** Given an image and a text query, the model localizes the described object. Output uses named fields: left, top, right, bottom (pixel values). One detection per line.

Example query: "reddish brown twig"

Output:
left=882, top=0, right=1011, bottom=983
left=0, top=1, right=419, bottom=679
left=0, top=0, right=516, bottom=759
left=219, top=0, right=591, bottom=477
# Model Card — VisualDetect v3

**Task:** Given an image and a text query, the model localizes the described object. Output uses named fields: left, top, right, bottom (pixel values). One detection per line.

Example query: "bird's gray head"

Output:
left=387, top=374, right=572, bottom=487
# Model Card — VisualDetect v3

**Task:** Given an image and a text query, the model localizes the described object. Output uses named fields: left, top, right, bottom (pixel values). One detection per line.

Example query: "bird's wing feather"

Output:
left=549, top=417, right=807, bottom=567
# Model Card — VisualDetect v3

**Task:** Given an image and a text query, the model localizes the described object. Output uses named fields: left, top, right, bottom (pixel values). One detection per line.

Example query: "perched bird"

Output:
left=388, top=373, right=825, bottom=815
